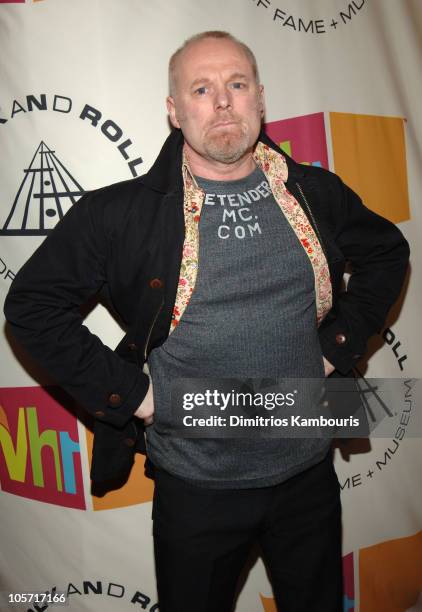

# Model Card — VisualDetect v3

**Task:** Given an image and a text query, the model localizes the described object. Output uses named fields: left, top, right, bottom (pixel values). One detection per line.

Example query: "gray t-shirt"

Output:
left=146, top=165, right=330, bottom=488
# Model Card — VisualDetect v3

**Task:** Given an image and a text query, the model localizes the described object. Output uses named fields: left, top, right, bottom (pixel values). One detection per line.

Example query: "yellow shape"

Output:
left=360, top=531, right=422, bottom=612
left=260, top=593, right=277, bottom=612
left=330, top=113, right=410, bottom=223
left=85, top=427, right=154, bottom=510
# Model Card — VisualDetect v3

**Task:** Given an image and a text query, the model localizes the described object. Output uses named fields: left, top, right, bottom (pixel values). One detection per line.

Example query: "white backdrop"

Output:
left=1, top=1, right=421, bottom=610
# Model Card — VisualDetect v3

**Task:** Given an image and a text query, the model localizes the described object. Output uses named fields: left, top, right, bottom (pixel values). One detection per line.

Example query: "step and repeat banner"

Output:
left=1, top=1, right=421, bottom=610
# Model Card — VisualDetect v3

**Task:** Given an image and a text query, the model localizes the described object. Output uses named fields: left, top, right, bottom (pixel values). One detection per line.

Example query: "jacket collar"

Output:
left=257, top=129, right=306, bottom=181
left=138, top=127, right=306, bottom=195
left=138, top=129, right=185, bottom=195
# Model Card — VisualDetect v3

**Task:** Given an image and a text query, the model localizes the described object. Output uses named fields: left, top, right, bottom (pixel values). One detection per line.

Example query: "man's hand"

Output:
left=323, top=356, right=335, bottom=377
left=133, top=381, right=155, bottom=425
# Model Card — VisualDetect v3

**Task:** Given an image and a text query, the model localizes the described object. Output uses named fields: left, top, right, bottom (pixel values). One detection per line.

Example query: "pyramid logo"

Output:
left=1, top=141, right=85, bottom=235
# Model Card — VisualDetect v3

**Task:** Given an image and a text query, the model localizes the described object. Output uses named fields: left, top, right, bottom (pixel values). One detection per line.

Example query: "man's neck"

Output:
left=184, top=143, right=257, bottom=181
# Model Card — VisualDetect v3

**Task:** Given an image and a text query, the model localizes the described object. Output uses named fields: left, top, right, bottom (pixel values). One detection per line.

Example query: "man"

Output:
left=4, top=31, right=409, bottom=612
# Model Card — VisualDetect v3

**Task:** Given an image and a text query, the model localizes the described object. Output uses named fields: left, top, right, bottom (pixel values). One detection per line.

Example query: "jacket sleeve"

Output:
left=318, top=175, right=410, bottom=374
left=3, top=190, right=150, bottom=428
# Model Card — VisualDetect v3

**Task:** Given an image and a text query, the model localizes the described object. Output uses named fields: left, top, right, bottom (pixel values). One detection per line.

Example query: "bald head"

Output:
left=168, top=31, right=259, bottom=98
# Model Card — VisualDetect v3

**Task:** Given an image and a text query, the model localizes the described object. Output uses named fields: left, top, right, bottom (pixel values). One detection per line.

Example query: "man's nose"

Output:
left=214, top=86, right=232, bottom=110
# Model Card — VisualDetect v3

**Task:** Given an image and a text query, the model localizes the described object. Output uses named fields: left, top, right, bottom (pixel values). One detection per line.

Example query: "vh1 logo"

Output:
left=0, top=386, right=85, bottom=509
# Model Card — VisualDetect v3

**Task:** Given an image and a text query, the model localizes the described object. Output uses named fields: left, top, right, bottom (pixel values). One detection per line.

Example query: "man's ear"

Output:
left=166, top=96, right=181, bottom=129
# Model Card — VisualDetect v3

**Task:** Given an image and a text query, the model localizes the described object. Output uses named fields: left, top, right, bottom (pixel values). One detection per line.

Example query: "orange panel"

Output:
left=359, top=531, right=422, bottom=611
left=260, top=593, right=277, bottom=612
left=330, top=113, right=410, bottom=223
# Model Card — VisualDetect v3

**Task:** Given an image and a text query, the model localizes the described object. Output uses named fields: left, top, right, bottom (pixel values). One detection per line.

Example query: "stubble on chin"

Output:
left=203, top=124, right=251, bottom=164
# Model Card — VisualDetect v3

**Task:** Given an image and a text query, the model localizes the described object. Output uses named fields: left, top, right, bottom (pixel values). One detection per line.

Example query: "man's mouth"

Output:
left=210, top=121, right=238, bottom=129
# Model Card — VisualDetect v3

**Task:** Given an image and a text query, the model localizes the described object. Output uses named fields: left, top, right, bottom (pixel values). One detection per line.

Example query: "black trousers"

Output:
left=151, top=452, right=343, bottom=612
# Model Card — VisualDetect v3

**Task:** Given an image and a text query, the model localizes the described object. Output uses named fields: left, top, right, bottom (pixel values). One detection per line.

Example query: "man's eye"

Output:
left=231, top=82, right=245, bottom=89
left=195, top=86, right=207, bottom=95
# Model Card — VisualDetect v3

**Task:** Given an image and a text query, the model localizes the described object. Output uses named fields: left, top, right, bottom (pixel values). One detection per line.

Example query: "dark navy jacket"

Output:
left=4, top=128, right=410, bottom=483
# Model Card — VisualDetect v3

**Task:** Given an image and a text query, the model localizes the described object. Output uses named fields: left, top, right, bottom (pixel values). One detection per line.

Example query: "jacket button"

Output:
left=95, top=410, right=105, bottom=417
left=335, top=333, right=347, bottom=345
left=353, top=354, right=362, bottom=359
left=128, top=343, right=138, bottom=351
left=124, top=437, right=136, bottom=447
left=108, top=393, right=122, bottom=407
left=149, top=278, right=163, bottom=289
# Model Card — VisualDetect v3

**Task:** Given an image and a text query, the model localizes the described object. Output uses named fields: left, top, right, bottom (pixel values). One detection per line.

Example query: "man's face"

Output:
left=167, top=38, right=264, bottom=165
